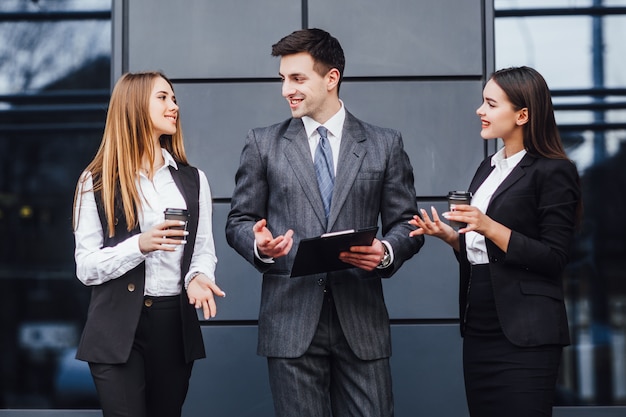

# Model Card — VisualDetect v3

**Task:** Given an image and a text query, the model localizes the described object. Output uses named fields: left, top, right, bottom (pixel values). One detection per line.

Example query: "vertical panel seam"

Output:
left=302, top=0, right=308, bottom=28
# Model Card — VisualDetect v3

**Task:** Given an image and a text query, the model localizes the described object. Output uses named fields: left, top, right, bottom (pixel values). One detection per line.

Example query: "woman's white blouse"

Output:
left=73, top=149, right=217, bottom=296
left=465, top=148, right=526, bottom=265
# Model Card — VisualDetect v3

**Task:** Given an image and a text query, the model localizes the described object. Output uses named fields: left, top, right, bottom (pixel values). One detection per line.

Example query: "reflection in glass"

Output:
left=0, top=0, right=110, bottom=408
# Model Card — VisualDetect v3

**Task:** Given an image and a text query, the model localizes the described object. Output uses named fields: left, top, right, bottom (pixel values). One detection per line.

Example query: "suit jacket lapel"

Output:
left=469, top=159, right=494, bottom=194
left=327, top=112, right=367, bottom=230
left=282, top=119, right=328, bottom=226
left=489, top=153, right=536, bottom=206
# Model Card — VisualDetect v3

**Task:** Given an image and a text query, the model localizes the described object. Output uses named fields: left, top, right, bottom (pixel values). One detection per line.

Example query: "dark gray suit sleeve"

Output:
left=225, top=128, right=272, bottom=273
left=377, top=130, right=424, bottom=277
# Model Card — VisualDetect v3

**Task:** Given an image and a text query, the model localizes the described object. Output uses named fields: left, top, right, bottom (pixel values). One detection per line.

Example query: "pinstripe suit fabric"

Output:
left=226, top=111, right=423, bottom=416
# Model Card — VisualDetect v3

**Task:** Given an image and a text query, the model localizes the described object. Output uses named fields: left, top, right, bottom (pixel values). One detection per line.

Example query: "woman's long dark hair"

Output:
left=492, top=66, right=582, bottom=224
left=491, top=66, right=567, bottom=159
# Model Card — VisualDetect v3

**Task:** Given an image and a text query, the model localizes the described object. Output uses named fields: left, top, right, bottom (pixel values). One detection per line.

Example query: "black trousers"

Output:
left=89, top=296, right=194, bottom=417
left=463, top=264, right=562, bottom=417
left=267, top=290, right=393, bottom=417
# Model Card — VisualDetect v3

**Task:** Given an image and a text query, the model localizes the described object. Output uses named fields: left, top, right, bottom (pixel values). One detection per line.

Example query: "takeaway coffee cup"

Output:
left=164, top=208, right=189, bottom=240
left=447, top=191, right=472, bottom=229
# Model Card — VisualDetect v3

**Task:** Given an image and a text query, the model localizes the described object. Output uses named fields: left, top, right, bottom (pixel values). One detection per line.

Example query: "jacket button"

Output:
left=127, top=283, right=135, bottom=292
left=317, top=278, right=325, bottom=286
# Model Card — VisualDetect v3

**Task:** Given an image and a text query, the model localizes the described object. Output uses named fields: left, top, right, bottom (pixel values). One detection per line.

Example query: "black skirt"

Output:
left=463, top=264, right=562, bottom=417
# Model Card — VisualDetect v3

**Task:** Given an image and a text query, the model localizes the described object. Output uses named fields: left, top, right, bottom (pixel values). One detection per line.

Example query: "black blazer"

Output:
left=76, top=164, right=205, bottom=364
left=458, top=153, right=580, bottom=347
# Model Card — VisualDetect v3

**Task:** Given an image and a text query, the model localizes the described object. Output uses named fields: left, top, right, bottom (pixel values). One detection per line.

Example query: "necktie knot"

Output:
left=317, top=126, right=329, bottom=141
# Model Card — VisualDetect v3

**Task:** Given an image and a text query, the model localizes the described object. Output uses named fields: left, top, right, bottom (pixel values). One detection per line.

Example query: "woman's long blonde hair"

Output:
left=73, top=71, right=188, bottom=237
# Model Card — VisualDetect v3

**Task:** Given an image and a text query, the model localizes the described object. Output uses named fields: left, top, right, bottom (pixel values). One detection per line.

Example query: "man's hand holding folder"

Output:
left=290, top=226, right=380, bottom=277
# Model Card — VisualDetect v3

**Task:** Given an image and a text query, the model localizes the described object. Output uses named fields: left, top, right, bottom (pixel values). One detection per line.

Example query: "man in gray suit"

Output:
left=226, top=28, right=424, bottom=417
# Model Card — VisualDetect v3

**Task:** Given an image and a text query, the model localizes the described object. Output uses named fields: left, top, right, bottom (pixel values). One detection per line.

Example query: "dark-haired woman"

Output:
left=409, top=66, right=581, bottom=417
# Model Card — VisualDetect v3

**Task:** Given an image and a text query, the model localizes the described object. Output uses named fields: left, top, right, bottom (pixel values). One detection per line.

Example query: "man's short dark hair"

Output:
left=271, top=28, right=345, bottom=89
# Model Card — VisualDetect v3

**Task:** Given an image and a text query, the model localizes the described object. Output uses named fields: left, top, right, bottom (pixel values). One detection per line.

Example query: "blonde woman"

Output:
left=73, top=71, right=224, bottom=417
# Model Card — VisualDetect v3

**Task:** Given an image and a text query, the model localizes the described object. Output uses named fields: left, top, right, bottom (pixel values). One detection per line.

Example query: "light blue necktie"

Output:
left=314, top=126, right=334, bottom=220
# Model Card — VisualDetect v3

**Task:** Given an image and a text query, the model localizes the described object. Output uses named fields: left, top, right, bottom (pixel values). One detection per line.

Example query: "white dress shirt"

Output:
left=302, top=101, right=345, bottom=176
left=74, top=148, right=217, bottom=296
left=465, top=147, right=526, bottom=265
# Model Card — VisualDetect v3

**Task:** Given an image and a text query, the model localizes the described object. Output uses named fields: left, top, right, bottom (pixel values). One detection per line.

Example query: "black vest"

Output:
left=76, top=164, right=206, bottom=364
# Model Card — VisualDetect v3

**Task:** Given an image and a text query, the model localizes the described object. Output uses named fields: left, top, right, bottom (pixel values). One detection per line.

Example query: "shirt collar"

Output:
left=161, top=148, right=179, bottom=170
left=302, top=100, right=346, bottom=139
left=490, top=147, right=526, bottom=169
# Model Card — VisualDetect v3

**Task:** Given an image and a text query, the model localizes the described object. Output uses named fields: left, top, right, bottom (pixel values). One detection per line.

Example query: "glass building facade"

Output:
left=0, top=0, right=110, bottom=408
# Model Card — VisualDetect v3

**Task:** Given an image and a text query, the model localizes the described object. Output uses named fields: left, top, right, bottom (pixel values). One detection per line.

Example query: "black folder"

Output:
left=290, top=226, right=379, bottom=277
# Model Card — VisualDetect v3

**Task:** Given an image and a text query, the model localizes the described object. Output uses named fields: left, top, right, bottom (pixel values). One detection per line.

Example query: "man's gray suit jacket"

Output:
left=226, top=111, right=424, bottom=360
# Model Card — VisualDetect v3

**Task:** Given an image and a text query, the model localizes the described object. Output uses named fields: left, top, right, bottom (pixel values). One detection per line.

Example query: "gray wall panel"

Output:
left=183, top=326, right=274, bottom=416
left=126, top=0, right=483, bottom=79
left=310, top=0, right=484, bottom=76
left=340, top=80, right=486, bottom=195
left=383, top=201, right=460, bottom=319
left=174, top=82, right=287, bottom=199
left=127, top=0, right=300, bottom=78
left=209, top=203, right=262, bottom=321
left=390, top=324, right=468, bottom=417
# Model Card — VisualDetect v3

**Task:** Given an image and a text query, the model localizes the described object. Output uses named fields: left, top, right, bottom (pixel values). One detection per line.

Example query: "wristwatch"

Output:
left=378, top=244, right=392, bottom=269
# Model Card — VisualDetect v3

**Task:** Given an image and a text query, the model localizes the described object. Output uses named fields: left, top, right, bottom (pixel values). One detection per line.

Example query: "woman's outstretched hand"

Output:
left=409, top=206, right=460, bottom=251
